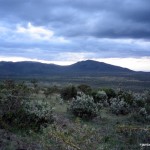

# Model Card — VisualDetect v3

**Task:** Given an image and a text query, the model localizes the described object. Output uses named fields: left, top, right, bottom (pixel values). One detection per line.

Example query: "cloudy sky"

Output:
left=0, top=0, right=150, bottom=71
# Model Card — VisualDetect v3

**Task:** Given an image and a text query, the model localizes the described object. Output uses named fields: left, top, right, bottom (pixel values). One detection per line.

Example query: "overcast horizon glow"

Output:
left=0, top=0, right=150, bottom=71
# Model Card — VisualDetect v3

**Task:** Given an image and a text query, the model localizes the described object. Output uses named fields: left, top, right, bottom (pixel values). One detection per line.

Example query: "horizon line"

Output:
left=0, top=58, right=150, bottom=72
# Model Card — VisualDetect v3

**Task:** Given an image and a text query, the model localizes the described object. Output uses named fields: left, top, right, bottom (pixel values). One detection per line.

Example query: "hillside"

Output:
left=67, top=60, right=132, bottom=72
left=0, top=60, right=133, bottom=77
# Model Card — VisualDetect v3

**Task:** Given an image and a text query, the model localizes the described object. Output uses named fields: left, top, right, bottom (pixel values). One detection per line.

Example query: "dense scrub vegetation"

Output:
left=0, top=79, right=150, bottom=149
left=0, top=80, right=54, bottom=131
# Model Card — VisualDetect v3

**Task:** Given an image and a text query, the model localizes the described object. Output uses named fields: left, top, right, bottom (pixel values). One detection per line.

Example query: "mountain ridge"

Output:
left=0, top=60, right=148, bottom=77
left=68, top=60, right=132, bottom=72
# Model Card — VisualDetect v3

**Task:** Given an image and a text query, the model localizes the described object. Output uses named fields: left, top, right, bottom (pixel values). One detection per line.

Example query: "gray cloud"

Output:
left=0, top=0, right=150, bottom=39
left=0, top=0, right=150, bottom=63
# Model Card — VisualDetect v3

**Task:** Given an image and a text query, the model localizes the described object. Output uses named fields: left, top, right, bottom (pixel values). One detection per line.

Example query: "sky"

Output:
left=0, top=0, right=150, bottom=71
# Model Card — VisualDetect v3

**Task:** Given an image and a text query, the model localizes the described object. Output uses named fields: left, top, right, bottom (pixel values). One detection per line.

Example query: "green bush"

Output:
left=2, top=99, right=54, bottom=130
left=44, top=86, right=60, bottom=98
left=60, top=85, right=77, bottom=101
left=131, top=92, right=150, bottom=123
left=133, top=93, right=146, bottom=108
left=132, top=110, right=150, bottom=123
left=77, top=84, right=92, bottom=95
left=93, top=90, right=108, bottom=106
left=0, top=80, right=54, bottom=130
left=0, top=80, right=30, bottom=117
left=91, top=90, right=97, bottom=100
left=101, top=88, right=116, bottom=100
left=30, top=79, right=40, bottom=94
left=118, top=91, right=134, bottom=105
left=23, top=99, right=54, bottom=129
left=145, top=90, right=150, bottom=104
left=110, top=98, right=130, bottom=115
left=69, top=93, right=98, bottom=119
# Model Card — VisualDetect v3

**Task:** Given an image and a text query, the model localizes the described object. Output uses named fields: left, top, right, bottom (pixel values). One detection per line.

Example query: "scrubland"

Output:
left=0, top=80, right=150, bottom=150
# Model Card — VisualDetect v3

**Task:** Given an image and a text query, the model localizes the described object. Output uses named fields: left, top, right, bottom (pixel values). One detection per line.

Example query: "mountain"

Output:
left=0, top=61, right=62, bottom=76
left=66, top=60, right=132, bottom=72
left=0, top=60, right=136, bottom=77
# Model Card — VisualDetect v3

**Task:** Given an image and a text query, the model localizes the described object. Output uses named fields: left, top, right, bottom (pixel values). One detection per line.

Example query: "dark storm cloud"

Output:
left=0, top=0, right=150, bottom=67
left=0, top=0, right=150, bottom=39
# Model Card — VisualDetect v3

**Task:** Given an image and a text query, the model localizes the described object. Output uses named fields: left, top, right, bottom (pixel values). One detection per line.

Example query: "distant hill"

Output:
left=1, top=60, right=150, bottom=91
left=0, top=61, right=62, bottom=76
left=0, top=60, right=134, bottom=77
left=66, top=60, right=132, bottom=72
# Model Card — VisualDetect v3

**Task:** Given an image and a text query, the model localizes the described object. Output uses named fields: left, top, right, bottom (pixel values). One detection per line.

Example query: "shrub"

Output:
left=117, top=91, right=134, bottom=105
left=44, top=86, right=60, bottom=98
left=133, top=93, right=146, bottom=108
left=77, top=84, right=92, bottom=95
left=101, top=88, right=116, bottom=100
left=145, top=105, right=150, bottom=114
left=131, top=91, right=150, bottom=123
left=91, top=90, right=98, bottom=101
left=23, top=99, right=54, bottom=128
left=131, top=93, right=148, bottom=122
left=132, top=105, right=150, bottom=123
left=30, top=79, right=40, bottom=94
left=93, top=90, right=108, bottom=106
left=0, top=80, right=54, bottom=130
left=2, top=99, right=54, bottom=130
left=110, top=98, right=130, bottom=115
left=132, top=108, right=150, bottom=123
left=145, top=90, right=150, bottom=104
left=60, top=85, right=77, bottom=101
left=139, top=108, right=147, bottom=116
left=69, top=93, right=98, bottom=119
left=0, top=80, right=30, bottom=117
